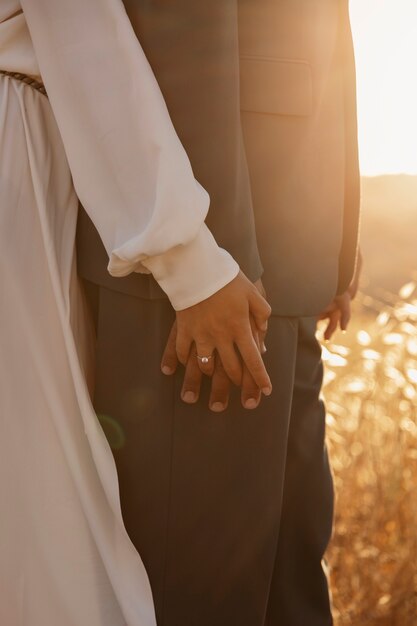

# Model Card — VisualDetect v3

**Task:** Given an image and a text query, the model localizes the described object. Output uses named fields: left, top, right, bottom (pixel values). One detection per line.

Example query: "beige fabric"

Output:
left=1, top=1, right=238, bottom=311
left=238, top=0, right=360, bottom=315
left=0, top=74, right=157, bottom=626
left=0, top=8, right=40, bottom=80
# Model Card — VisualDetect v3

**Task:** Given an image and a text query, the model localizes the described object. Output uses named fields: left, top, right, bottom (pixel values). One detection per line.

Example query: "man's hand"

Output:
left=319, top=251, right=362, bottom=341
left=318, top=292, right=352, bottom=341
left=175, top=271, right=272, bottom=394
left=161, top=277, right=270, bottom=411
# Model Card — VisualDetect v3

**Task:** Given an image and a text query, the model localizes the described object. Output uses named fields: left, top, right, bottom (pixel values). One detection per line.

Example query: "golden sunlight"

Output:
left=350, top=0, right=417, bottom=175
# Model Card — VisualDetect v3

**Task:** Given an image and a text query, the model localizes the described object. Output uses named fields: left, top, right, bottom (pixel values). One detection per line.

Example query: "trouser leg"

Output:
left=88, top=285, right=176, bottom=625
left=86, top=283, right=299, bottom=626
left=265, top=317, right=334, bottom=626
left=161, top=315, right=298, bottom=626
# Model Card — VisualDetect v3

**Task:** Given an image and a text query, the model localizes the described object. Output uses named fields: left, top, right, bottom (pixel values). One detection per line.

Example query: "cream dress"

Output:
left=0, top=1, right=238, bottom=624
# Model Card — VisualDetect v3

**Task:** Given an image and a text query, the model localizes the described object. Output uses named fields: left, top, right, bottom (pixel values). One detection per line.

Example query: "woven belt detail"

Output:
left=0, top=70, right=47, bottom=96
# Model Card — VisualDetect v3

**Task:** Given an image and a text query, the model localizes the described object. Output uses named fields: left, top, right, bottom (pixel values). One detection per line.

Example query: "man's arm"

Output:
left=21, top=0, right=241, bottom=310
left=337, top=0, right=361, bottom=294
left=122, top=0, right=264, bottom=283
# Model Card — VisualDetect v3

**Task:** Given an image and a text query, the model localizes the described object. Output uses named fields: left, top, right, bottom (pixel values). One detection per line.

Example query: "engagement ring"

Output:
left=197, top=355, right=213, bottom=364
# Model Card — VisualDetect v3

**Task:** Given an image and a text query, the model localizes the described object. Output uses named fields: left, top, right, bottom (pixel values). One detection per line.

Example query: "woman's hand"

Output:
left=161, top=276, right=271, bottom=410
left=174, top=271, right=272, bottom=393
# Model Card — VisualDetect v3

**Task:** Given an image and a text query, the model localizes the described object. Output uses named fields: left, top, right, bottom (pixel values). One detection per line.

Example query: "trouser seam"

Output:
left=262, top=317, right=300, bottom=626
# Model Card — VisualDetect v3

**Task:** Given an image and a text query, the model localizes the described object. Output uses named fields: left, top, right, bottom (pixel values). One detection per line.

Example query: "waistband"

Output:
left=0, top=70, right=47, bottom=96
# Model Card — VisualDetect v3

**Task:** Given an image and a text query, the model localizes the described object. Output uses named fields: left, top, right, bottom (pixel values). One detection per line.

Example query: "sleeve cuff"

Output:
left=139, top=224, right=240, bottom=310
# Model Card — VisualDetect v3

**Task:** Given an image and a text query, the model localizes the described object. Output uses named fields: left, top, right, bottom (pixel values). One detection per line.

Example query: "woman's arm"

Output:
left=20, top=0, right=239, bottom=310
left=21, top=0, right=272, bottom=391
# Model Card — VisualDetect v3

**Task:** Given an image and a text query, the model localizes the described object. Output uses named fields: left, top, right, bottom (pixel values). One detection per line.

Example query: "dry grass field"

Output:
left=323, top=281, right=417, bottom=625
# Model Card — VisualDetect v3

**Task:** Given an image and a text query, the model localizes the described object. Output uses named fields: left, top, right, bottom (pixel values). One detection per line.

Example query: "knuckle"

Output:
left=176, top=320, right=190, bottom=339
left=262, top=301, right=272, bottom=318
left=196, top=339, right=214, bottom=354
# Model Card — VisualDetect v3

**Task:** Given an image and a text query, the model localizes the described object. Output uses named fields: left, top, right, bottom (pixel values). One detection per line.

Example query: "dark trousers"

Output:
left=84, top=282, right=333, bottom=626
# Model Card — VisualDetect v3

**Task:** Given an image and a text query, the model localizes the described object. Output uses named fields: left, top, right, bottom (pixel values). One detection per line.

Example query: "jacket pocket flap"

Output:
left=240, top=56, right=313, bottom=117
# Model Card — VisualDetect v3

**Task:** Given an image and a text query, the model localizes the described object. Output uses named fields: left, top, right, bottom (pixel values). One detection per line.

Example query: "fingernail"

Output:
left=183, top=391, right=196, bottom=403
left=262, top=387, right=272, bottom=397
left=244, top=398, right=258, bottom=410
left=211, top=402, right=225, bottom=413
left=162, top=365, right=173, bottom=375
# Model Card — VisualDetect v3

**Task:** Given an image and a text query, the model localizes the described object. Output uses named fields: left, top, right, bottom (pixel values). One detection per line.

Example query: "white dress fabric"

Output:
left=0, top=74, right=157, bottom=626
left=6, top=0, right=239, bottom=311
left=0, top=1, right=239, bottom=624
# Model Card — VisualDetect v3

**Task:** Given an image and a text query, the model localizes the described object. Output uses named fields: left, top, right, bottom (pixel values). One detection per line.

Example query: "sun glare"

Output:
left=350, top=0, right=417, bottom=175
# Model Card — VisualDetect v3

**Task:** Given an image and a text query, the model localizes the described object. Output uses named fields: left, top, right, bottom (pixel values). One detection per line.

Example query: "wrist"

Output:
left=142, top=224, right=239, bottom=310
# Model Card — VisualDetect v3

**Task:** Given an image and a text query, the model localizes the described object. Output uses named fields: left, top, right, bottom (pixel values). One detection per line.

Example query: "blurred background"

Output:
left=325, top=2, right=417, bottom=623
left=350, top=0, right=417, bottom=295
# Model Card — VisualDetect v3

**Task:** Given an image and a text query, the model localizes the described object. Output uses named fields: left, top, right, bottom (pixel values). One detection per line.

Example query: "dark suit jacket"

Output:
left=77, top=0, right=360, bottom=316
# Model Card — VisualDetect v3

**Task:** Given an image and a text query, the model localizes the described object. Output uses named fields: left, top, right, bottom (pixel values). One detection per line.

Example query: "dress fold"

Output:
left=0, top=75, right=156, bottom=626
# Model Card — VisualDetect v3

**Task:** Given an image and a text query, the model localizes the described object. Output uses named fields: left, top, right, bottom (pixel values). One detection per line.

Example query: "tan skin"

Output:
left=161, top=275, right=269, bottom=412
left=173, top=271, right=271, bottom=392
left=319, top=251, right=362, bottom=341
left=161, top=253, right=362, bottom=411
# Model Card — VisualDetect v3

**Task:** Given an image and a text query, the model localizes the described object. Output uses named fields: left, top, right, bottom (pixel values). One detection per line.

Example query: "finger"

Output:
left=318, top=302, right=338, bottom=321
left=176, top=328, right=193, bottom=365
left=216, top=343, right=243, bottom=386
left=236, top=328, right=272, bottom=395
left=195, top=340, right=216, bottom=376
left=250, top=316, right=266, bottom=355
left=248, top=289, right=272, bottom=333
left=250, top=318, right=261, bottom=349
left=318, top=308, right=333, bottom=321
left=340, top=299, right=352, bottom=332
left=241, top=365, right=261, bottom=410
left=161, top=322, right=179, bottom=375
left=254, top=278, right=266, bottom=299
left=209, top=359, right=231, bottom=413
left=181, top=348, right=203, bottom=404
left=258, top=330, right=267, bottom=354
left=324, top=310, right=340, bottom=341
left=254, top=323, right=268, bottom=355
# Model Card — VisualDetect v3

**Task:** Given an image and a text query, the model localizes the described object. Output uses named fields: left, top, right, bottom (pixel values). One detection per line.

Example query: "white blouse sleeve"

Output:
left=20, top=0, right=239, bottom=310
